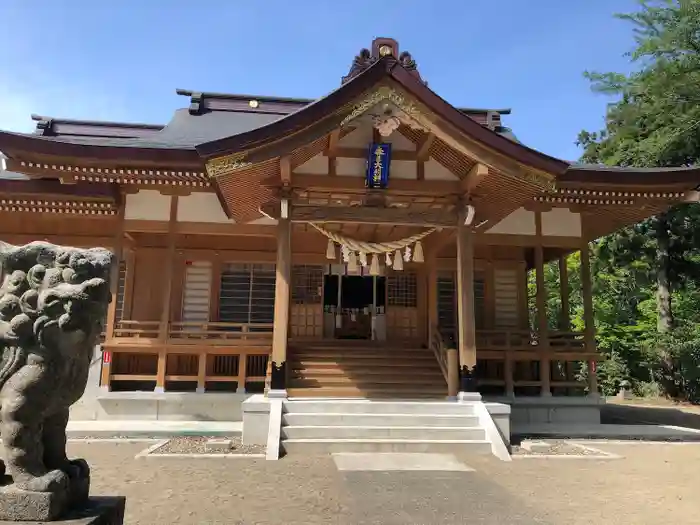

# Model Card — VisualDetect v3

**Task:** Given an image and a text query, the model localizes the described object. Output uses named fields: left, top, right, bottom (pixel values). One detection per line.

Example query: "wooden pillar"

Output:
left=580, top=240, right=598, bottom=395
left=270, top=211, right=291, bottom=393
left=427, top=258, right=438, bottom=344
left=558, top=256, right=570, bottom=331
left=456, top=218, right=477, bottom=392
left=155, top=195, right=178, bottom=392
left=416, top=267, right=428, bottom=344
left=100, top=199, right=125, bottom=391
left=446, top=347, right=459, bottom=398
left=534, top=211, right=551, bottom=396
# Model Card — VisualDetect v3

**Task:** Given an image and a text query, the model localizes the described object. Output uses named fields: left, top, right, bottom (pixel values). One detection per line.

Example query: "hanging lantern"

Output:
left=348, top=251, right=358, bottom=272
left=369, top=254, right=380, bottom=276
left=359, top=251, right=368, bottom=267
left=413, top=240, right=424, bottom=263
left=393, top=249, right=403, bottom=271
left=326, top=239, right=336, bottom=260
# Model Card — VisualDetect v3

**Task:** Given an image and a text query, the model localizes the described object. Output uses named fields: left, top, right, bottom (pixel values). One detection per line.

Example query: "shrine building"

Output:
left=0, top=38, right=698, bottom=437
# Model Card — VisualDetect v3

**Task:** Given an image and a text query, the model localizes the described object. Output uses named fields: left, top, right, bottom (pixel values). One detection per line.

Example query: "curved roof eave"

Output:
left=195, top=56, right=571, bottom=176
left=562, top=164, right=700, bottom=187
left=0, top=130, right=201, bottom=165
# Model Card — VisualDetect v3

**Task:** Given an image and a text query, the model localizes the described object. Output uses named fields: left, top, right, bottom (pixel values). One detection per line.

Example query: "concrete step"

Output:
left=282, top=412, right=480, bottom=428
left=281, top=438, right=492, bottom=454
left=286, top=387, right=447, bottom=398
left=290, top=358, right=441, bottom=368
left=281, top=425, right=486, bottom=440
left=289, top=352, right=437, bottom=361
left=283, top=400, right=477, bottom=415
left=288, top=376, right=444, bottom=387
left=288, top=365, right=442, bottom=376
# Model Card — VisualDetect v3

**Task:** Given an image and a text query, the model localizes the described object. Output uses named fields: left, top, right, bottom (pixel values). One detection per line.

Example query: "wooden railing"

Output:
left=429, top=326, right=448, bottom=380
left=113, top=320, right=160, bottom=339
left=110, top=320, right=273, bottom=343
left=107, top=347, right=271, bottom=392
left=169, top=321, right=274, bottom=341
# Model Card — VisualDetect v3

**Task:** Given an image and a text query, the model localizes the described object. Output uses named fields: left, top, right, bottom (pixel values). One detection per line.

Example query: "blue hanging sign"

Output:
left=365, top=142, right=391, bottom=189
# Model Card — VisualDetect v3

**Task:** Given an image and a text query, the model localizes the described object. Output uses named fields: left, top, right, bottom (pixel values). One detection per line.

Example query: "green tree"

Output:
left=577, top=0, right=700, bottom=401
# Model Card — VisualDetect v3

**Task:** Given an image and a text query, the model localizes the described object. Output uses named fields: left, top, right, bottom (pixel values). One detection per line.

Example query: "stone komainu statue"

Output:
left=0, top=241, right=112, bottom=494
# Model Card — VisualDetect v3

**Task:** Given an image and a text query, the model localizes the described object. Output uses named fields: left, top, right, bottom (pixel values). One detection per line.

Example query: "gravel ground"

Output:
left=152, top=436, right=265, bottom=455
left=67, top=440, right=700, bottom=524
left=513, top=440, right=604, bottom=456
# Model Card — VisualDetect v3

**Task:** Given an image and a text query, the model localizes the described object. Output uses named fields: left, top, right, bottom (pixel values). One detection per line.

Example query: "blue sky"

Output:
left=0, top=0, right=641, bottom=161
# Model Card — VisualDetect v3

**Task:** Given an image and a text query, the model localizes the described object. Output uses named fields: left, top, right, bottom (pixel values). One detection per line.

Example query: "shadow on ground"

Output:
left=602, top=403, right=700, bottom=429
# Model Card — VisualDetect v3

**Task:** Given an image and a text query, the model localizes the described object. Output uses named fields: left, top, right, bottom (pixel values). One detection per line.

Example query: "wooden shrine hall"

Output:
left=0, top=37, right=698, bottom=403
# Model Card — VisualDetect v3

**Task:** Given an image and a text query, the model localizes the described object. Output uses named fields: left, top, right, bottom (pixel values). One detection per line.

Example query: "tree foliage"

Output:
left=571, top=0, right=700, bottom=401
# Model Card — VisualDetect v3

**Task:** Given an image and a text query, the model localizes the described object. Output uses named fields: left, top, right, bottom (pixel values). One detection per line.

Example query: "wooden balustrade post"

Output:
left=196, top=352, right=208, bottom=393
left=456, top=208, right=478, bottom=395
left=580, top=239, right=599, bottom=396
left=155, top=196, right=178, bottom=393
left=237, top=352, right=248, bottom=394
left=446, top=347, right=459, bottom=399
left=101, top=198, right=125, bottom=391
left=535, top=211, right=551, bottom=396
left=270, top=204, right=291, bottom=396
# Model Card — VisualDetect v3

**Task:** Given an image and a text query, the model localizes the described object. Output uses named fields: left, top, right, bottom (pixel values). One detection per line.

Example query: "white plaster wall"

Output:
left=125, top=190, right=172, bottom=221
left=177, top=193, right=230, bottom=223
left=390, top=160, right=417, bottom=179
left=486, top=208, right=536, bottom=235
left=295, top=153, right=328, bottom=174
left=424, top=158, right=459, bottom=181
left=339, top=126, right=373, bottom=148
left=542, top=208, right=582, bottom=237
left=336, top=157, right=366, bottom=177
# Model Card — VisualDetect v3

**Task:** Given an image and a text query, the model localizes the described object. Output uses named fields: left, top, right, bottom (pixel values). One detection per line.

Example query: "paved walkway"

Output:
left=66, top=420, right=242, bottom=437
left=69, top=440, right=700, bottom=524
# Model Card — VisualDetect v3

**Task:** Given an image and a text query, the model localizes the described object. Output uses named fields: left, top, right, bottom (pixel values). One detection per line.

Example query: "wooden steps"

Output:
left=287, top=341, right=446, bottom=398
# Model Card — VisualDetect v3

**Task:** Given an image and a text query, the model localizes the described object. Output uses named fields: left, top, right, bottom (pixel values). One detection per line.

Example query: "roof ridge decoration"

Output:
left=342, top=38, right=425, bottom=85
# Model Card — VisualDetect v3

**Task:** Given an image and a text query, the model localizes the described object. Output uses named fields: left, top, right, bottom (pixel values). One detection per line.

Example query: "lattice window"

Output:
left=387, top=273, right=417, bottom=307
left=115, top=261, right=127, bottom=321
left=218, top=263, right=276, bottom=325
left=181, top=261, right=212, bottom=324
left=291, top=265, right=323, bottom=305
left=435, top=271, right=486, bottom=338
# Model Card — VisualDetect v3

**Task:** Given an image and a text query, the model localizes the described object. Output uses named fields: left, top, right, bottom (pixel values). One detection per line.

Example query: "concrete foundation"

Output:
left=242, top=394, right=271, bottom=445
left=70, top=391, right=248, bottom=421
left=486, top=395, right=603, bottom=434
left=484, top=402, right=511, bottom=445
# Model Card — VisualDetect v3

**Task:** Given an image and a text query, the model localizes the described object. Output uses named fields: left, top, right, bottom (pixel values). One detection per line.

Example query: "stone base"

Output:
left=0, top=470, right=91, bottom=522
left=0, top=496, right=126, bottom=524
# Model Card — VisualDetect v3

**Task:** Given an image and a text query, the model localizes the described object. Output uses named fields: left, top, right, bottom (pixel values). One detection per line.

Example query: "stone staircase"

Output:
left=286, top=341, right=446, bottom=398
left=280, top=399, right=493, bottom=454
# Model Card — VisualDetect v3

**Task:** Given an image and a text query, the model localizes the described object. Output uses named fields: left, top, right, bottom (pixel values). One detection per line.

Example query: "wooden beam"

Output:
left=277, top=173, right=461, bottom=195
left=325, top=147, right=417, bottom=161
left=270, top=210, right=291, bottom=392
left=534, top=210, right=551, bottom=396
left=101, top=198, right=125, bottom=390
left=580, top=239, right=598, bottom=395
left=261, top=203, right=458, bottom=228
left=280, top=156, right=292, bottom=186
left=327, top=129, right=341, bottom=156
left=417, top=132, right=436, bottom=161
left=456, top=210, right=477, bottom=392
left=558, top=256, right=570, bottom=331
left=158, top=196, right=179, bottom=343
left=461, top=163, right=489, bottom=195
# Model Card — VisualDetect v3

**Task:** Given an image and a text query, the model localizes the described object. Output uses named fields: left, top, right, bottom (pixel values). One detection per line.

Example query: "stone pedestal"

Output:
left=0, top=493, right=126, bottom=525
left=0, top=496, right=126, bottom=524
